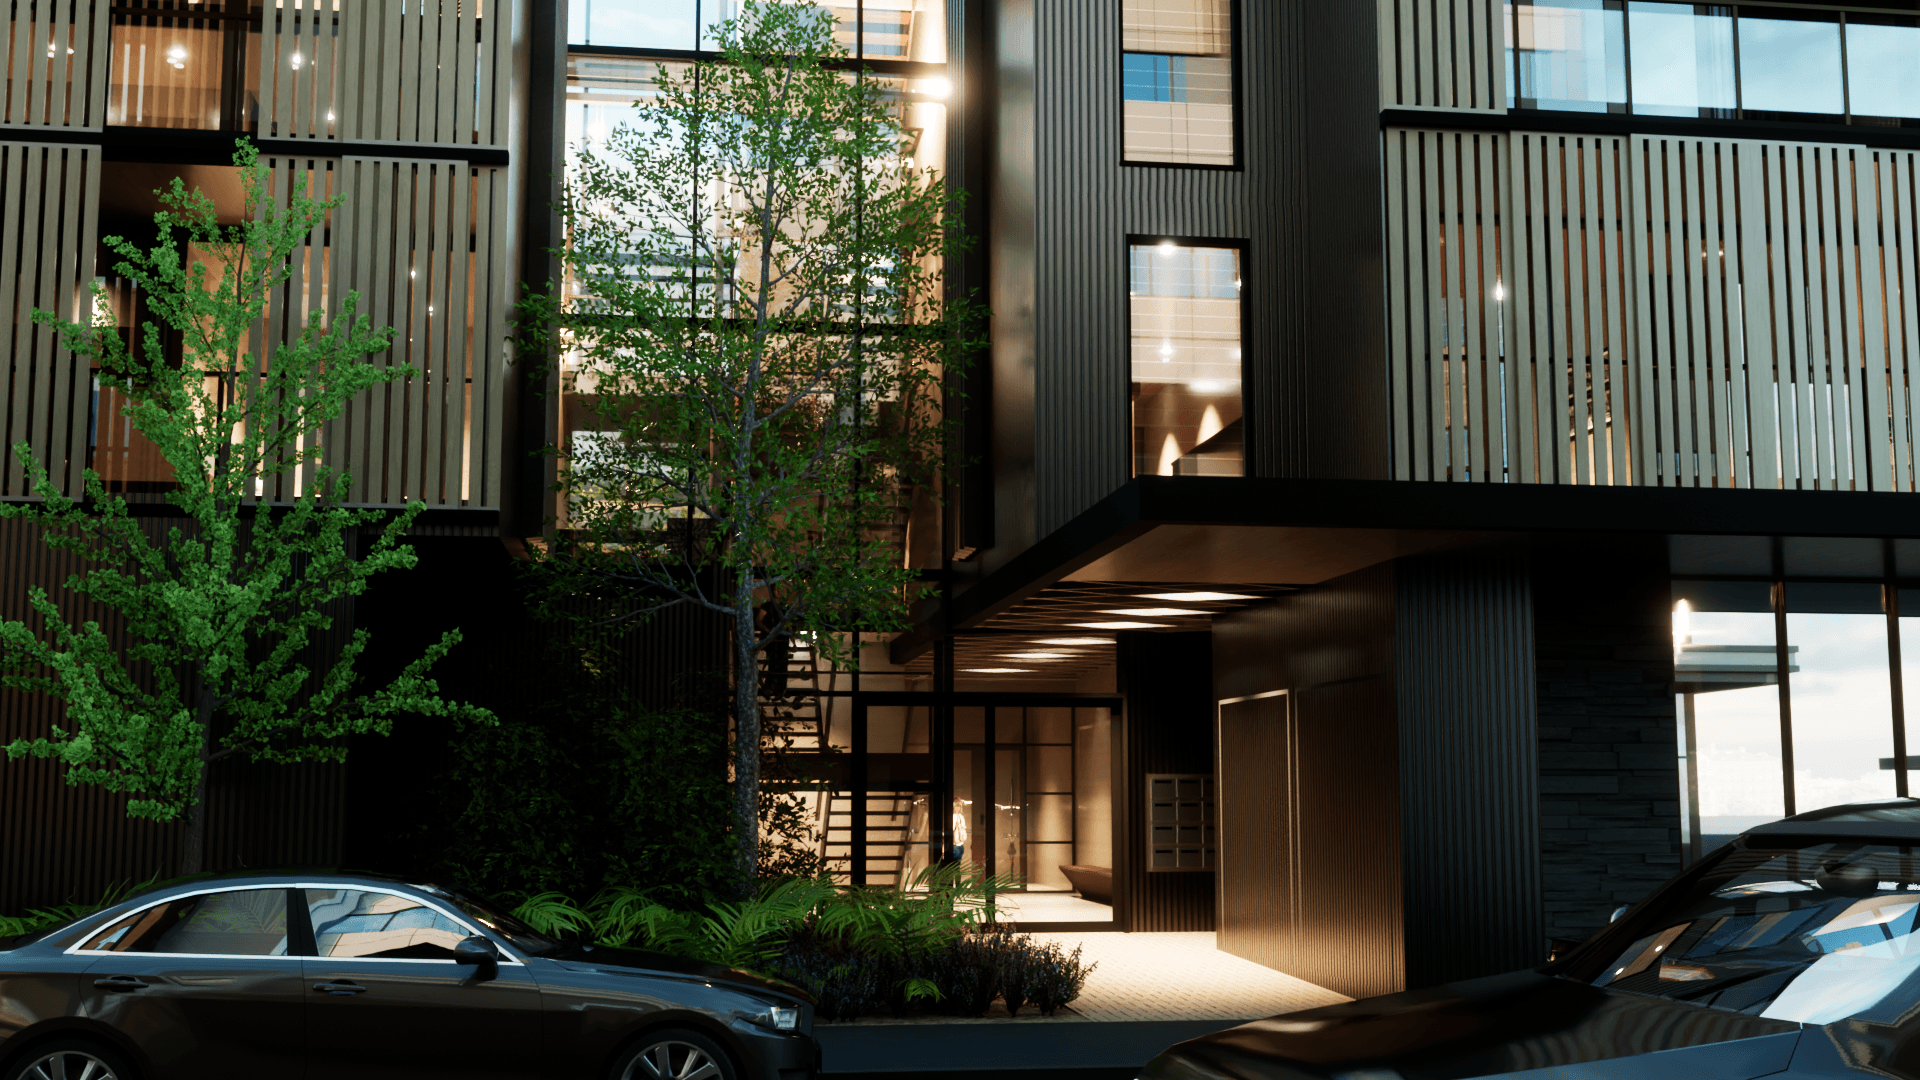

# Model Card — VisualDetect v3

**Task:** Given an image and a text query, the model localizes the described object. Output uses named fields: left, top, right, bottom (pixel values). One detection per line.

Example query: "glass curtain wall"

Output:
left=1674, top=577, right=1911, bottom=863
left=1507, top=1, right=1920, bottom=125
left=109, top=0, right=259, bottom=130
left=1122, top=0, right=1234, bottom=165
left=1129, top=242, right=1243, bottom=477
left=570, top=0, right=946, bottom=59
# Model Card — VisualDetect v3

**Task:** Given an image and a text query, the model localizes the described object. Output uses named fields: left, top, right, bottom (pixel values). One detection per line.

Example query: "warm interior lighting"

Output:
left=1073, top=621, right=1164, bottom=630
left=1102, top=607, right=1206, bottom=617
left=919, top=76, right=952, bottom=99
left=1139, top=592, right=1257, bottom=602
left=290, top=51, right=305, bottom=69
left=166, top=45, right=187, bottom=68
left=1158, top=240, right=1177, bottom=257
left=1190, top=381, right=1227, bottom=394
left=1493, top=281, right=1506, bottom=301
left=1673, top=599, right=1692, bottom=646
left=1034, top=637, right=1110, bottom=646
left=965, top=667, right=1030, bottom=674
left=1157, top=432, right=1180, bottom=475
left=1006, top=652, right=1074, bottom=661
left=1196, top=404, right=1223, bottom=444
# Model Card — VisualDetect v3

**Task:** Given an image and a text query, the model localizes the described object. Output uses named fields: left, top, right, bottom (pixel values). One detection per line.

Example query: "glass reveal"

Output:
left=1129, top=242, right=1242, bottom=478
left=1509, top=0, right=1626, bottom=113
left=1122, top=0, right=1233, bottom=165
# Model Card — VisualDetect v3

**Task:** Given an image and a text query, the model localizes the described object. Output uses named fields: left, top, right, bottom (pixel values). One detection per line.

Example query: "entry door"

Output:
left=300, top=887, right=543, bottom=1080
left=75, top=887, right=306, bottom=1076
left=1217, top=694, right=1294, bottom=970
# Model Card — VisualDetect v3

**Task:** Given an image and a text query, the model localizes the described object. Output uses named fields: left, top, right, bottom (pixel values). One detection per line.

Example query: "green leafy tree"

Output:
left=526, top=0, right=982, bottom=892
left=1, top=142, right=493, bottom=875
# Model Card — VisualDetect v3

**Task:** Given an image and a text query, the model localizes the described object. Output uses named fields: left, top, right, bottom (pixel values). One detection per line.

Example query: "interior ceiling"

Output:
left=904, top=580, right=1295, bottom=678
left=100, top=163, right=247, bottom=226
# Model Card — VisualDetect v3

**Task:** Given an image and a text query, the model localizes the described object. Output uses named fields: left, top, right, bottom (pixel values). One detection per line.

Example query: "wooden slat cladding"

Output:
left=260, top=0, right=508, bottom=147
left=1376, top=0, right=1505, bottom=114
left=2, top=0, right=108, bottom=128
left=1387, top=127, right=1920, bottom=494
left=0, top=141, right=97, bottom=499
left=253, top=155, right=337, bottom=503
left=330, top=156, right=508, bottom=508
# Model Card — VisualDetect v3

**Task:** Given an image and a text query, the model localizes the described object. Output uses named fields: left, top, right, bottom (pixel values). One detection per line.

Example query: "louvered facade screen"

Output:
left=258, top=0, right=511, bottom=146
left=1376, top=0, right=1506, bottom=113
left=3, top=0, right=109, bottom=127
left=1386, top=126, right=1920, bottom=493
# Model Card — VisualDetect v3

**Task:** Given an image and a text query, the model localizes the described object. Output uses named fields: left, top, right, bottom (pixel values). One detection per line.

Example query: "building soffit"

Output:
left=890, top=476, right=1920, bottom=666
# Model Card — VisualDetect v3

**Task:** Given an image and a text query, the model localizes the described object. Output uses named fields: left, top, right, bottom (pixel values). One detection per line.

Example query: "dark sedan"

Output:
left=0, top=870, right=817, bottom=1080
left=1144, top=800, right=1920, bottom=1080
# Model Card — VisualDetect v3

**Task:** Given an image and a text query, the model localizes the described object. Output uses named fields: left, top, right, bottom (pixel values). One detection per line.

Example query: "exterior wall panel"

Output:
left=1, top=0, right=108, bottom=129
left=1377, top=0, right=1506, bottom=114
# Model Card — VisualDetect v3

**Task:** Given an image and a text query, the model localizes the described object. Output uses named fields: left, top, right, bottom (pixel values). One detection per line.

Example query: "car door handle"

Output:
left=92, top=976, right=150, bottom=991
left=312, top=981, right=368, bottom=995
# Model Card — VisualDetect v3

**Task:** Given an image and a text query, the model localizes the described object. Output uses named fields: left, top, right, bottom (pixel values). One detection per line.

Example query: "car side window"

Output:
left=306, top=888, right=474, bottom=960
left=80, top=889, right=290, bottom=956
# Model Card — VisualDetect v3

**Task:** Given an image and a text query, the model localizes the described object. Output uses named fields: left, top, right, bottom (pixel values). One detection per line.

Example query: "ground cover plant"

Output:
left=511, top=866, right=1095, bottom=1020
left=0, top=878, right=153, bottom=942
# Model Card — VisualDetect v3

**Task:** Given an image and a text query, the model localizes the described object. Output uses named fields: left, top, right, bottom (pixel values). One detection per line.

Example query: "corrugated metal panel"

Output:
left=1394, top=548, right=1540, bottom=988
left=1, top=0, right=108, bottom=128
left=1115, top=631, right=1216, bottom=932
left=0, top=140, right=96, bottom=499
left=0, top=514, right=348, bottom=913
left=1376, top=0, right=1507, bottom=114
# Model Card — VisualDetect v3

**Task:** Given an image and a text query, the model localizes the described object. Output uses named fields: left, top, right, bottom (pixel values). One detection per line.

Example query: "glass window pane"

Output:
left=1625, top=2, right=1735, bottom=118
left=1847, top=19, right=1920, bottom=121
left=1130, top=243, right=1242, bottom=477
left=109, top=21, right=229, bottom=129
left=1785, top=585, right=1897, bottom=812
left=1675, top=598, right=1786, bottom=846
left=1738, top=12, right=1843, bottom=118
left=571, top=0, right=697, bottom=49
left=1122, top=0, right=1232, bottom=165
left=82, top=890, right=290, bottom=956
left=306, top=889, right=473, bottom=960
left=1509, top=0, right=1626, bottom=113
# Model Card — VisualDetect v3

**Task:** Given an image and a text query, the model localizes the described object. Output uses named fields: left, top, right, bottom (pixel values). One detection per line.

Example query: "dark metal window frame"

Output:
left=1118, top=0, right=1243, bottom=172
left=1121, top=233, right=1251, bottom=481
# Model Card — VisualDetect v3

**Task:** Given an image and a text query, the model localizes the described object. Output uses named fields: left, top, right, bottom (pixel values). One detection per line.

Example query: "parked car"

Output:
left=0, top=870, right=817, bottom=1080
left=1143, top=799, right=1920, bottom=1080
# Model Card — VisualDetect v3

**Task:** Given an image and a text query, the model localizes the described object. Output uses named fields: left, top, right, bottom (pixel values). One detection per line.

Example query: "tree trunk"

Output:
left=179, top=687, right=218, bottom=876
left=732, top=580, right=762, bottom=899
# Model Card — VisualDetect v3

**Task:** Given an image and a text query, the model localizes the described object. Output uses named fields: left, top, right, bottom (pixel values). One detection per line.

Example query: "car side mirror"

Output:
left=453, top=935, right=499, bottom=982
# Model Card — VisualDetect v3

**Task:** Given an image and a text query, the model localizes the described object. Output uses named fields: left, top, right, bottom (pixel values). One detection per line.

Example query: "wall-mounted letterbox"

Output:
left=1146, top=773, right=1216, bottom=872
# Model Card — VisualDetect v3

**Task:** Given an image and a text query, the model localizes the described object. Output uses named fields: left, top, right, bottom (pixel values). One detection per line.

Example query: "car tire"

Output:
left=611, top=1027, right=738, bottom=1080
left=3, top=1038, right=138, bottom=1080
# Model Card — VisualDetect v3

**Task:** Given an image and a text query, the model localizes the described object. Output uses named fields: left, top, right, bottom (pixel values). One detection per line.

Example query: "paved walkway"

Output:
left=1030, top=931, right=1348, bottom=1022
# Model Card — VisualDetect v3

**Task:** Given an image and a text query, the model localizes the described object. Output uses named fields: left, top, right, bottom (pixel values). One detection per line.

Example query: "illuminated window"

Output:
left=1129, top=242, right=1242, bottom=477
left=1122, top=0, right=1233, bottom=166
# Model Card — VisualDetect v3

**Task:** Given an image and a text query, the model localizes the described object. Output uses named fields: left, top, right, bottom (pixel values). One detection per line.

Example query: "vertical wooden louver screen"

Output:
left=1508, top=131, right=1637, bottom=487
left=259, top=0, right=508, bottom=146
left=251, top=155, right=338, bottom=504
left=2, top=0, right=108, bottom=127
left=0, top=142, right=98, bottom=498
left=1387, top=127, right=1920, bottom=494
left=1376, top=0, right=1506, bottom=113
left=329, top=156, right=508, bottom=508
left=1382, top=127, right=1510, bottom=482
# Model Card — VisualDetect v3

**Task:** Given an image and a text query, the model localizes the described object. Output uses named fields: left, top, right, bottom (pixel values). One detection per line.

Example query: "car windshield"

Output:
left=409, top=884, right=561, bottom=956
left=1584, top=839, right=1920, bottom=1024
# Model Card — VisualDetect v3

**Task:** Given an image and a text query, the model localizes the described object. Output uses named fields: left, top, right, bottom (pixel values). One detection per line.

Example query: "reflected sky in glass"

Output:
left=1685, top=609, right=1786, bottom=827
left=1511, top=0, right=1625, bottom=113
left=1626, top=2, right=1735, bottom=117
left=1738, top=15, right=1844, bottom=116
left=1786, top=609, right=1897, bottom=809
left=568, top=0, right=699, bottom=49
left=1848, top=22, right=1920, bottom=119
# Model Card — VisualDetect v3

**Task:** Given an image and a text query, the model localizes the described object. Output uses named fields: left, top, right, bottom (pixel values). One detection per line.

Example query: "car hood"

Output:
left=1149, top=970, right=1803, bottom=1080
left=539, top=941, right=810, bottom=1004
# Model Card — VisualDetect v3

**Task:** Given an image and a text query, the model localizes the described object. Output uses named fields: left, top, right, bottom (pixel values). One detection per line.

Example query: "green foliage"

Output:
left=0, top=876, right=155, bottom=940
left=1, top=141, right=492, bottom=870
left=421, top=628, right=733, bottom=906
left=521, top=0, right=986, bottom=891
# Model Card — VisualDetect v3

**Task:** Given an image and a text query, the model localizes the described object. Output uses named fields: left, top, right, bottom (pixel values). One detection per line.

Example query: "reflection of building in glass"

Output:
left=308, top=890, right=470, bottom=959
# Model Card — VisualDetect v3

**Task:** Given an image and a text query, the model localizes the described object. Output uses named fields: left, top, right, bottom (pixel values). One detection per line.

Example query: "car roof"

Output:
left=1743, top=798, right=1920, bottom=841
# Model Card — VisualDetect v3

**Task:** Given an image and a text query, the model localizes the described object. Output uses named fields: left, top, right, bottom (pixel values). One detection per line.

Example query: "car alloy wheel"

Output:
left=10, top=1046, right=126, bottom=1080
left=615, top=1028, right=734, bottom=1080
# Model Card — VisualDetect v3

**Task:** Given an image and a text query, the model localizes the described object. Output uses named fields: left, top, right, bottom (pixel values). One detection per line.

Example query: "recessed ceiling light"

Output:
left=1100, top=608, right=1207, bottom=617
left=965, top=667, right=1031, bottom=674
left=1034, top=637, right=1110, bottom=646
left=1138, top=592, right=1259, bottom=602
left=1007, top=652, right=1073, bottom=661
left=1072, top=621, right=1163, bottom=630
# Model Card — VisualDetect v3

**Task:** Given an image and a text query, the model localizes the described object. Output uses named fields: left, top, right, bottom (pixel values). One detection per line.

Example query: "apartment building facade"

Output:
left=8, top=0, right=1920, bottom=1003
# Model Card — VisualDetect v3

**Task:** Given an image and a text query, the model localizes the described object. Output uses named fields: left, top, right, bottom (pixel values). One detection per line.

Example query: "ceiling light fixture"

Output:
left=1006, top=652, right=1073, bottom=661
left=1034, top=637, right=1110, bottom=646
left=1139, top=591, right=1259, bottom=602
left=1158, top=240, right=1177, bottom=257
left=920, top=76, right=952, bottom=99
left=965, top=667, right=1031, bottom=674
left=1072, top=621, right=1163, bottom=630
left=1189, top=380, right=1225, bottom=393
left=1101, top=607, right=1207, bottom=617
